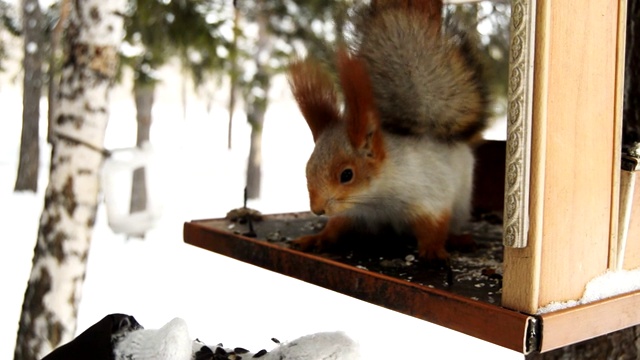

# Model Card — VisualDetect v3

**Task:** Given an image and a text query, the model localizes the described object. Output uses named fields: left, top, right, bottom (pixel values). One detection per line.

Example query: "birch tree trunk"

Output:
left=13, top=0, right=125, bottom=359
left=14, top=0, right=44, bottom=192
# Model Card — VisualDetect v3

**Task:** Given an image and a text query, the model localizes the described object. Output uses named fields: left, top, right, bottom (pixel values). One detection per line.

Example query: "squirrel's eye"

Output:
left=340, top=169, right=354, bottom=184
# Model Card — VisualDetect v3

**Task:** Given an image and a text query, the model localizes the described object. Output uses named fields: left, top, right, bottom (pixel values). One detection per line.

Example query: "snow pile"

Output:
left=194, top=331, right=360, bottom=360
left=111, top=316, right=360, bottom=360
left=114, top=318, right=193, bottom=360
left=537, top=268, right=640, bottom=314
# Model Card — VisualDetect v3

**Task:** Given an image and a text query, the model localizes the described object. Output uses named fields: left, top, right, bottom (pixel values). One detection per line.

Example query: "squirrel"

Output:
left=286, top=0, right=488, bottom=262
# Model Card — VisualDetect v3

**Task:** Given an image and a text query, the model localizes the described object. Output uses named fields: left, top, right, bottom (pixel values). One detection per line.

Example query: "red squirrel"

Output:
left=287, top=0, right=488, bottom=262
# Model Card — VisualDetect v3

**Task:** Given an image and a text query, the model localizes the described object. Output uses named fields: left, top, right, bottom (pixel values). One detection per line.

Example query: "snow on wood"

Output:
left=537, top=268, right=640, bottom=314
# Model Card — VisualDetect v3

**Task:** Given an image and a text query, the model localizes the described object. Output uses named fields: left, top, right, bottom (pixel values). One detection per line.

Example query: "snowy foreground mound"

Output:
left=42, top=314, right=360, bottom=360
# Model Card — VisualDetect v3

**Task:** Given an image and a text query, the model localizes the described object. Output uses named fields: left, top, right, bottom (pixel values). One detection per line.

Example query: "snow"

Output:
left=197, top=330, right=361, bottom=360
left=537, top=268, right=640, bottom=314
left=114, top=318, right=193, bottom=360
left=0, top=64, right=521, bottom=359
left=262, top=331, right=360, bottom=360
left=113, top=317, right=360, bottom=360
left=114, top=318, right=361, bottom=360
left=26, top=41, right=38, bottom=54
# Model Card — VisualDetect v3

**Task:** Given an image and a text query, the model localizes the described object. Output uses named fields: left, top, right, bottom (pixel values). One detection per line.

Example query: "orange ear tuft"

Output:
left=287, top=58, right=341, bottom=142
left=337, top=48, right=385, bottom=160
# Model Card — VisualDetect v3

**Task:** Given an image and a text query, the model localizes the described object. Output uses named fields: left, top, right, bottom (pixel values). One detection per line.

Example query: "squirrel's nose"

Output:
left=310, top=201, right=325, bottom=215
left=309, top=192, right=325, bottom=215
left=311, top=204, right=325, bottom=216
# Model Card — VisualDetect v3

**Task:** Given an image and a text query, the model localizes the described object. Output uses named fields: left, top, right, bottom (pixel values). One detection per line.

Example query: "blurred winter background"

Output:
left=0, top=0, right=518, bottom=358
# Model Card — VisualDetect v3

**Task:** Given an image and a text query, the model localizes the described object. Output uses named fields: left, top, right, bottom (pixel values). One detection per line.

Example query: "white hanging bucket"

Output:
left=101, top=142, right=163, bottom=237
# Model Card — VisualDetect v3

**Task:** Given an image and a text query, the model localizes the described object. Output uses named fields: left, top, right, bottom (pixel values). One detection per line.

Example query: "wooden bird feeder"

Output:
left=184, top=0, right=640, bottom=355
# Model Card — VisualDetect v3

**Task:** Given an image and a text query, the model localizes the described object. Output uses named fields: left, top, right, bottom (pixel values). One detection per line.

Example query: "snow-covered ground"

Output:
left=0, top=64, right=519, bottom=359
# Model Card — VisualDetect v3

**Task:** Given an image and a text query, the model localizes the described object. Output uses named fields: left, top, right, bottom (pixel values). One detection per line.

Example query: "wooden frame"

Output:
left=502, top=0, right=632, bottom=314
left=184, top=217, right=538, bottom=354
left=538, top=291, right=640, bottom=352
left=503, top=0, right=536, bottom=249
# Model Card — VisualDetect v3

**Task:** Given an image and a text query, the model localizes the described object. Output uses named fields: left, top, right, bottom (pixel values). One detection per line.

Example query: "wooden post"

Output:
left=503, top=0, right=623, bottom=313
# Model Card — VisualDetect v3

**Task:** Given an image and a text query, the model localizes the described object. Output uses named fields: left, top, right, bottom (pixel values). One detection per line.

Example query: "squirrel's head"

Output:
left=288, top=48, right=386, bottom=216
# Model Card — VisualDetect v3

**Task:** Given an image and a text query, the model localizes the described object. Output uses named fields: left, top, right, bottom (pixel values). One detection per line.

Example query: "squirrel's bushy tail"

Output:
left=349, top=0, right=489, bottom=142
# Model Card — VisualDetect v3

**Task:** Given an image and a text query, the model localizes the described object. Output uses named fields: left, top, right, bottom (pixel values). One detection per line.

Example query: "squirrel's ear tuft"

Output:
left=287, top=58, right=341, bottom=142
left=337, top=48, right=385, bottom=160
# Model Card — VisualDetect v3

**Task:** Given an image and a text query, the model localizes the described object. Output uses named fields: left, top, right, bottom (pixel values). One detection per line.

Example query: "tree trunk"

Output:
left=245, top=2, right=271, bottom=200
left=227, top=5, right=240, bottom=149
left=47, top=0, right=71, bottom=145
left=246, top=102, right=266, bottom=199
left=128, top=82, right=155, bottom=237
left=134, top=83, right=154, bottom=147
left=13, top=0, right=125, bottom=358
left=14, top=0, right=44, bottom=192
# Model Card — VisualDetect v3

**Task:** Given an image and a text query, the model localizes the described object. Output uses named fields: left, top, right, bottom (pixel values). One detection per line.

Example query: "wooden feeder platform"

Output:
left=183, top=211, right=538, bottom=353
left=184, top=138, right=640, bottom=355
left=184, top=214, right=640, bottom=354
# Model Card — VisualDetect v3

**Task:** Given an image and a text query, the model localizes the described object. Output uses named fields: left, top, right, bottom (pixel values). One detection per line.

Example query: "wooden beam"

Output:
left=610, top=0, right=628, bottom=270
left=538, top=291, right=640, bottom=352
left=537, top=0, right=619, bottom=307
left=504, top=0, right=622, bottom=312
left=502, top=0, right=548, bottom=314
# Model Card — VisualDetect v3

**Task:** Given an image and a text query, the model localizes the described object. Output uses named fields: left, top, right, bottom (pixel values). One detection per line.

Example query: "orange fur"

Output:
left=447, top=233, right=476, bottom=253
left=337, top=48, right=385, bottom=162
left=287, top=58, right=341, bottom=142
left=371, top=0, right=443, bottom=25
left=288, top=0, right=482, bottom=262
left=410, top=212, right=451, bottom=261
left=291, top=216, right=352, bottom=252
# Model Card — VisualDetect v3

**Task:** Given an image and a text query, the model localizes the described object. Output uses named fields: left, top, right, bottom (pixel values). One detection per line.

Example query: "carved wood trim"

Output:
left=504, top=0, right=537, bottom=248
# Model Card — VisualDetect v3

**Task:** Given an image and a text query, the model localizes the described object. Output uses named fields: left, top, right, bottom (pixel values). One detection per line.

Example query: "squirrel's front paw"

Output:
left=447, top=233, right=476, bottom=253
left=290, top=234, right=327, bottom=253
left=291, top=216, right=349, bottom=253
left=418, top=245, right=450, bottom=263
left=417, top=245, right=452, bottom=276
